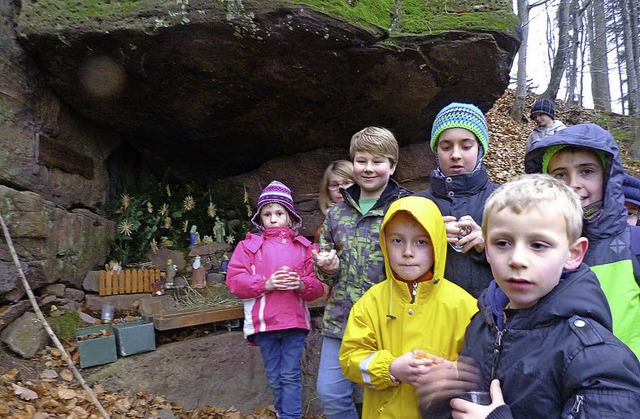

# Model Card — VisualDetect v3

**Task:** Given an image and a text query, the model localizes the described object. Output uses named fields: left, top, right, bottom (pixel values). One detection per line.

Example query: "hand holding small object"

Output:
left=314, top=249, right=339, bottom=275
left=417, top=356, right=481, bottom=410
left=450, top=379, right=505, bottom=419
left=389, top=351, right=438, bottom=387
left=266, top=267, right=301, bottom=291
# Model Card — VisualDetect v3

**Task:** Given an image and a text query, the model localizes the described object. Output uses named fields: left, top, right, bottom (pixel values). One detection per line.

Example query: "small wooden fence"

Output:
left=98, top=269, right=160, bottom=296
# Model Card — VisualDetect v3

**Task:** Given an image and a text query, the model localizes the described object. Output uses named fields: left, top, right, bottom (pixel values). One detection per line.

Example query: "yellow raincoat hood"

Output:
left=380, top=196, right=447, bottom=283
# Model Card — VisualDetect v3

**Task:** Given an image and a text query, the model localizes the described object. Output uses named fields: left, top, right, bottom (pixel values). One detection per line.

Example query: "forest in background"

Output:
left=510, top=0, right=640, bottom=147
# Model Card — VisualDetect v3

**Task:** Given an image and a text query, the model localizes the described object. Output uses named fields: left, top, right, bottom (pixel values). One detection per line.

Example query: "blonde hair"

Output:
left=482, top=174, right=583, bottom=242
left=349, top=127, right=399, bottom=167
left=319, top=160, right=354, bottom=215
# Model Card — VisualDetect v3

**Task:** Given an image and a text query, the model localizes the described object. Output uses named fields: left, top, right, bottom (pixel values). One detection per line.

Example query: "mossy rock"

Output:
left=47, top=310, right=81, bottom=342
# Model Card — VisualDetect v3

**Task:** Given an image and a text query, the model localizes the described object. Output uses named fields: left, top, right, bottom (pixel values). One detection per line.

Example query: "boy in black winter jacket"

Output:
left=418, top=174, right=640, bottom=418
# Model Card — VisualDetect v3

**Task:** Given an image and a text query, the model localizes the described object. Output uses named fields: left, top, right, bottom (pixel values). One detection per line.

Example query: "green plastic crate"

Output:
left=112, top=321, right=156, bottom=356
left=75, top=324, right=117, bottom=368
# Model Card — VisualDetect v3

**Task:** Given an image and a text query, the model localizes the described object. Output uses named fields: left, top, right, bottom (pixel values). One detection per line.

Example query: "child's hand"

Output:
left=417, top=356, right=481, bottom=410
left=265, top=267, right=301, bottom=291
left=450, top=379, right=506, bottom=419
left=314, top=249, right=339, bottom=275
left=456, top=216, right=484, bottom=253
left=388, top=351, right=438, bottom=387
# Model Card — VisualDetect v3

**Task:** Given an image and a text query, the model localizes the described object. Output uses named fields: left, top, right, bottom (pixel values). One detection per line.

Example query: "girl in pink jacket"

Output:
left=226, top=180, right=324, bottom=419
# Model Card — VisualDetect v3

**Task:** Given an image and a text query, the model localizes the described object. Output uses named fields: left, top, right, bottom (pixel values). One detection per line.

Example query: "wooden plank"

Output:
left=98, top=271, right=106, bottom=296
left=153, top=306, right=245, bottom=331
left=125, top=270, right=132, bottom=294
left=152, top=298, right=327, bottom=331
left=105, top=272, right=113, bottom=296
left=118, top=271, right=126, bottom=294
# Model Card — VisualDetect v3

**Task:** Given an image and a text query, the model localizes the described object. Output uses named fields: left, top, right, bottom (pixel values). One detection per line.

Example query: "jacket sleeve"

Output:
left=560, top=322, right=640, bottom=415
left=226, top=241, right=268, bottom=299
left=339, top=296, right=397, bottom=389
left=300, top=245, right=326, bottom=301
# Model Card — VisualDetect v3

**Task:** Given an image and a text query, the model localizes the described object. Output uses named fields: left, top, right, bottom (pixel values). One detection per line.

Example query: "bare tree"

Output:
left=565, top=0, right=592, bottom=105
left=542, top=0, right=574, bottom=99
left=626, top=0, right=640, bottom=115
left=587, top=0, right=611, bottom=111
left=510, top=0, right=552, bottom=121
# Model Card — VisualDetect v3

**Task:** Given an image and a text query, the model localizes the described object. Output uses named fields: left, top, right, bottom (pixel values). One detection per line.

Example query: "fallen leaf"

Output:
left=12, top=383, right=38, bottom=401
left=40, top=369, right=58, bottom=380
left=60, top=369, right=74, bottom=381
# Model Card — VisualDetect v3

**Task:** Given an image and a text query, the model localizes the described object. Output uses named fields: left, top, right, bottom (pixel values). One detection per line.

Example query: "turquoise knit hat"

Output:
left=430, top=103, right=489, bottom=156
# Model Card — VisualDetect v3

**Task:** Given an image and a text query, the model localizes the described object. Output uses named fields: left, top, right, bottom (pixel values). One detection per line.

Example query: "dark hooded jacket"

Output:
left=460, top=265, right=640, bottom=418
left=525, top=123, right=640, bottom=358
left=415, top=165, right=497, bottom=298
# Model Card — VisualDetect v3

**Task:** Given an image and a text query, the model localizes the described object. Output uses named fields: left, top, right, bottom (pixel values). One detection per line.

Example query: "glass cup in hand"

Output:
left=448, top=225, right=471, bottom=253
left=314, top=242, right=334, bottom=260
left=459, top=390, right=491, bottom=405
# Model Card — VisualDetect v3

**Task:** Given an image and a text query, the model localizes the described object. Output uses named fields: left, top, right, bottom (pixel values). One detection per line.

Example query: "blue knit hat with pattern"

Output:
left=430, top=102, right=489, bottom=156
left=530, top=99, right=555, bottom=119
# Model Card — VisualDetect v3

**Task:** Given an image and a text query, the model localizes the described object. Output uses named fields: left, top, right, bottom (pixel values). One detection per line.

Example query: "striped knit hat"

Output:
left=430, top=103, right=489, bottom=156
left=251, top=180, right=302, bottom=231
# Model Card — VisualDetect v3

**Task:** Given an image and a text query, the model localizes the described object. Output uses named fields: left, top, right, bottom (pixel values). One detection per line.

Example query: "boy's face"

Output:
left=485, top=206, right=585, bottom=309
left=532, top=112, right=553, bottom=128
left=260, top=203, right=290, bottom=228
left=384, top=212, right=434, bottom=282
left=547, top=149, right=604, bottom=207
left=625, top=202, right=639, bottom=226
left=436, top=128, right=479, bottom=176
left=353, top=151, right=396, bottom=199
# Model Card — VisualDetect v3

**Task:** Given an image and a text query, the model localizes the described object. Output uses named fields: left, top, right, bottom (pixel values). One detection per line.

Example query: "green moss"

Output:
left=293, top=0, right=518, bottom=34
left=21, top=0, right=517, bottom=35
left=47, top=310, right=82, bottom=342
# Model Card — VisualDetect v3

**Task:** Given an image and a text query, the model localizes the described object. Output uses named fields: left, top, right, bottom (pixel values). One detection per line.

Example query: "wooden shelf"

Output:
left=151, top=298, right=326, bottom=331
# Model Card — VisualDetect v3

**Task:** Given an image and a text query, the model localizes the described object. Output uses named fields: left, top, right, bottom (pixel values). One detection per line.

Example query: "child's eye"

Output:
left=416, top=239, right=430, bottom=246
left=494, top=239, right=510, bottom=248
left=531, top=242, right=548, bottom=250
left=552, top=172, right=566, bottom=180
left=391, top=238, right=403, bottom=245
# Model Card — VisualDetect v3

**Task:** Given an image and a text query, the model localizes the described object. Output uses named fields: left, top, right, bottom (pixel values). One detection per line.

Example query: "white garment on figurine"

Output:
left=525, top=119, right=567, bottom=152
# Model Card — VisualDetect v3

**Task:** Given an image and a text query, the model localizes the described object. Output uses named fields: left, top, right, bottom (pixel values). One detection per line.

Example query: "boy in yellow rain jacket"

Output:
left=339, top=196, right=477, bottom=419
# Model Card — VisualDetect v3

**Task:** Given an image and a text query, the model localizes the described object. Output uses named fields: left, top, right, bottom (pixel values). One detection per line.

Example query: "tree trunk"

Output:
left=588, top=0, right=611, bottom=111
left=629, top=0, right=640, bottom=115
left=510, top=0, right=531, bottom=121
left=542, top=0, right=573, bottom=99
left=611, top=0, right=627, bottom=114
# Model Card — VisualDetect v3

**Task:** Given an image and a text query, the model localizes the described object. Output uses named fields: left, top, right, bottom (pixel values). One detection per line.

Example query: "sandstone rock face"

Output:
left=0, top=0, right=519, bottom=300
left=15, top=0, right=519, bottom=182
left=0, top=186, right=115, bottom=303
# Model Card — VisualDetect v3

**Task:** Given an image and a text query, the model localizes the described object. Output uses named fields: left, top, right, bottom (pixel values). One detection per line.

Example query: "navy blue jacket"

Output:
left=461, top=264, right=640, bottom=417
left=414, top=164, right=497, bottom=297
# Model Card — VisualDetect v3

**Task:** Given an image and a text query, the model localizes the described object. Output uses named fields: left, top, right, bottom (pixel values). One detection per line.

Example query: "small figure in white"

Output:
left=213, top=217, right=226, bottom=243
left=191, top=256, right=206, bottom=288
